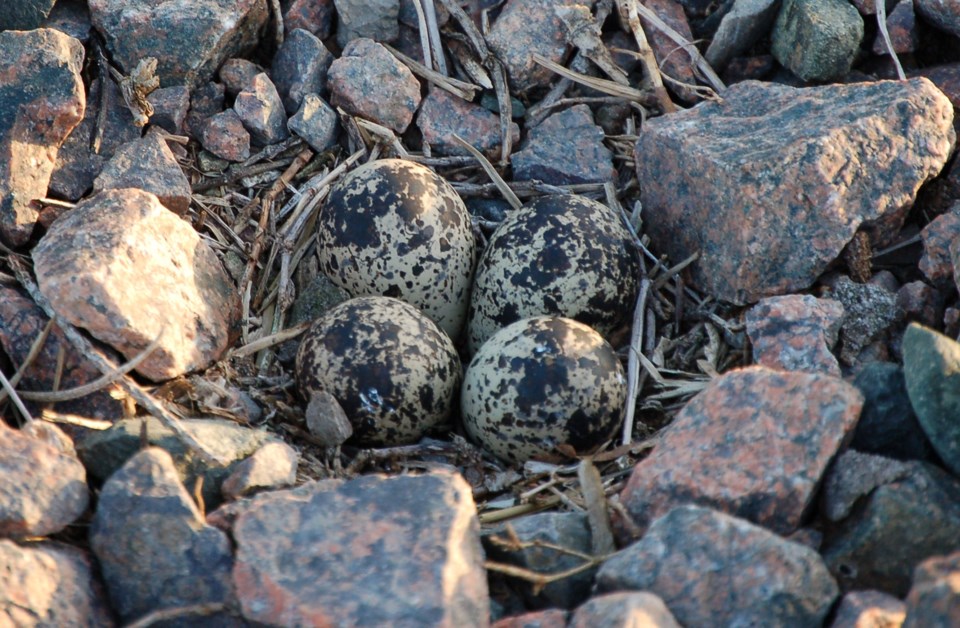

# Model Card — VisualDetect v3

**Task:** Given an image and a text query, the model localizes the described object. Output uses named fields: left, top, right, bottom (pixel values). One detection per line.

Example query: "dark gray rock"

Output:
left=185, top=81, right=226, bottom=140
left=915, top=0, right=960, bottom=38
left=234, top=72, right=289, bottom=146
left=821, top=450, right=914, bottom=522
left=824, top=275, right=902, bottom=366
left=288, top=94, right=339, bottom=152
left=146, top=85, right=190, bottom=135
left=772, top=0, right=864, bottom=82
left=334, top=0, right=400, bottom=48
left=705, top=0, right=780, bottom=71
left=512, top=105, right=614, bottom=185
left=851, top=361, right=933, bottom=461
left=271, top=28, right=333, bottom=114
left=0, top=0, right=56, bottom=31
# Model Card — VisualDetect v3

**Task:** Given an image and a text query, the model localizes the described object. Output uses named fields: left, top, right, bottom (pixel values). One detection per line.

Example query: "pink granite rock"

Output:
left=32, top=188, right=240, bottom=382
left=93, top=131, right=192, bottom=214
left=830, top=590, right=906, bottom=628
left=570, top=592, right=680, bottom=628
left=0, top=28, right=84, bottom=247
left=745, top=294, right=844, bottom=376
left=202, top=108, right=251, bottom=162
left=283, top=0, right=335, bottom=39
left=234, top=72, right=290, bottom=146
left=904, top=551, right=960, bottom=626
left=221, top=441, right=298, bottom=500
left=636, top=78, right=955, bottom=304
left=619, top=365, right=863, bottom=536
left=920, top=207, right=960, bottom=285
left=417, top=87, right=518, bottom=158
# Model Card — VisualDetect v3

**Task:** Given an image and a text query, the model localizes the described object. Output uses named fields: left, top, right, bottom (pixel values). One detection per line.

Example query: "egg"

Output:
left=316, top=158, right=476, bottom=341
left=466, top=194, right=640, bottom=354
left=295, top=296, right=462, bottom=446
left=461, top=316, right=626, bottom=464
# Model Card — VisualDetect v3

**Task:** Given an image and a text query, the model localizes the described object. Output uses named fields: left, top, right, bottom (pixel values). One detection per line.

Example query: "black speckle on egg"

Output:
left=461, top=316, right=627, bottom=464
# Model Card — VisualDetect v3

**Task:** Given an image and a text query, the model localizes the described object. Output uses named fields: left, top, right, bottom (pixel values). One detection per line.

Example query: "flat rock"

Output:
left=597, top=506, right=839, bottom=627
left=744, top=293, right=844, bottom=375
left=93, top=131, right=192, bottom=214
left=0, top=421, right=88, bottom=537
left=619, top=365, right=862, bottom=536
left=635, top=78, right=955, bottom=304
left=232, top=471, right=489, bottom=626
left=0, top=29, right=85, bottom=247
left=569, top=592, right=680, bottom=628
left=288, top=94, right=339, bottom=153
left=328, top=37, right=422, bottom=134
left=417, top=88, right=518, bottom=158
left=202, top=108, right=251, bottom=162
left=850, top=361, right=933, bottom=461
left=0, top=540, right=114, bottom=627
left=89, top=448, right=235, bottom=624
left=772, top=0, right=864, bottom=81
left=220, top=441, right=298, bottom=500
left=486, top=0, right=582, bottom=96
left=830, top=590, right=906, bottom=628
left=271, top=27, right=334, bottom=114
left=705, top=0, right=780, bottom=71
left=32, top=188, right=239, bottom=382
left=904, top=551, right=960, bottom=626
left=333, top=0, right=400, bottom=48
left=512, top=104, right=614, bottom=185
left=902, top=323, right=960, bottom=475
left=89, top=0, right=268, bottom=88
left=234, top=72, right=289, bottom=146
left=820, top=459, right=960, bottom=595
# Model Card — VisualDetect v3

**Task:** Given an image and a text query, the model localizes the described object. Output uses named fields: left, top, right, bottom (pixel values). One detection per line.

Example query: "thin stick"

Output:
left=230, top=320, right=312, bottom=358
left=876, top=0, right=906, bottom=80
left=0, top=368, right=33, bottom=423
left=452, top=134, right=521, bottom=210
left=0, top=318, right=54, bottom=397
left=617, top=0, right=676, bottom=113
left=383, top=43, right=479, bottom=100
left=622, top=277, right=650, bottom=445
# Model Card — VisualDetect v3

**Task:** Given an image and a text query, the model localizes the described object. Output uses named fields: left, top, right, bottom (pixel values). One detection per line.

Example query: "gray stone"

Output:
left=851, top=361, right=933, bottom=461
left=271, top=28, right=334, bottom=114
left=824, top=275, right=902, bottom=366
left=146, top=85, right=190, bottom=135
left=219, top=57, right=263, bottom=96
left=772, top=0, right=864, bottom=82
left=234, top=72, right=289, bottom=146
left=288, top=94, right=339, bottom=152
left=333, top=0, right=400, bottom=48
left=821, top=450, right=914, bottom=522
left=0, top=0, right=56, bottom=30
left=220, top=441, right=299, bottom=500
left=512, top=105, right=614, bottom=185
left=915, top=0, right=960, bottom=38
left=706, top=0, right=780, bottom=71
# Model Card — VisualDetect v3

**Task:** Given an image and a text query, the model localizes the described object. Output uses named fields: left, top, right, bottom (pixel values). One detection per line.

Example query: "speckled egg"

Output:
left=316, top=158, right=476, bottom=340
left=461, top=316, right=626, bottom=464
left=466, top=194, right=640, bottom=354
left=295, top=296, right=462, bottom=446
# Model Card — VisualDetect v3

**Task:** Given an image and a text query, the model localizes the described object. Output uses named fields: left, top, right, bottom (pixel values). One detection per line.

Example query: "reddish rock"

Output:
left=919, top=207, right=960, bottom=285
left=912, top=64, right=960, bottom=136
left=202, top=108, right=252, bottom=162
left=641, top=0, right=698, bottom=101
left=486, top=0, right=581, bottom=96
left=89, top=448, right=235, bottom=624
left=283, top=0, right=335, bottom=39
left=89, top=0, right=268, bottom=88
left=0, top=421, right=88, bottom=537
left=221, top=441, right=298, bottom=500
left=417, top=88, right=518, bottom=158
left=146, top=84, right=190, bottom=135
left=0, top=285, right=125, bottom=421
left=872, top=0, right=918, bottom=55
left=0, top=540, right=115, bottom=627
left=185, top=81, right=225, bottom=140
left=234, top=72, right=290, bottom=146
left=636, top=78, right=955, bottom=304
left=745, top=294, right=844, bottom=375
left=829, top=590, right=906, bottom=627
left=915, top=0, right=960, bottom=38
left=897, top=280, right=944, bottom=328
left=219, top=57, right=263, bottom=96
left=32, top=188, right=239, bottom=382
left=904, top=551, right=960, bottom=626
left=328, top=37, right=422, bottom=134
left=271, top=27, right=333, bottom=114
left=0, top=29, right=85, bottom=246
left=93, top=131, right=191, bottom=214
left=492, top=609, right=568, bottom=628
left=570, top=592, right=680, bottom=628
left=232, top=471, right=488, bottom=626
left=619, top=365, right=862, bottom=536
left=513, top=104, right=614, bottom=185
left=598, top=506, right=839, bottom=627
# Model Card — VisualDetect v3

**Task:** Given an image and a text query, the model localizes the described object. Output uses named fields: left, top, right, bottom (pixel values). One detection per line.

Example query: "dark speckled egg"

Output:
left=466, top=194, right=640, bottom=354
left=317, top=158, right=476, bottom=341
left=461, top=316, right=626, bottom=464
left=295, top=296, right=462, bottom=446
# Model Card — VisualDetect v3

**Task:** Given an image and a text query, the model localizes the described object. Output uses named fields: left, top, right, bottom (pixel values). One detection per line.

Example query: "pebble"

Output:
left=283, top=0, right=336, bottom=39
left=830, top=589, right=906, bottom=628
left=744, top=293, right=844, bottom=375
left=705, top=0, right=780, bottom=71
left=569, top=592, right=679, bottom=628
left=146, top=84, right=191, bottom=135
left=185, top=81, right=226, bottom=139
left=871, top=0, right=918, bottom=55
left=93, top=131, right=192, bottom=214
left=771, top=0, right=864, bottom=81
left=417, top=87, right=519, bottom=158
left=270, top=28, right=334, bottom=114
left=915, top=0, right=960, bottom=38
left=234, top=72, right=290, bottom=146
left=219, top=57, right=263, bottom=97
left=288, top=93, right=339, bottom=153
left=823, top=274, right=902, bottom=366
left=904, top=551, right=960, bottom=626
left=334, top=0, right=400, bottom=48
left=640, top=0, right=699, bottom=102
left=918, top=207, right=960, bottom=285
left=512, top=104, right=615, bottom=185
left=220, top=441, right=299, bottom=500
left=202, top=108, right=252, bottom=162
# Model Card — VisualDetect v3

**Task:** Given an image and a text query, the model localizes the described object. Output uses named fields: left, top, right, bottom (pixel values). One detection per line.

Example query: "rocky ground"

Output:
left=2, top=0, right=960, bottom=626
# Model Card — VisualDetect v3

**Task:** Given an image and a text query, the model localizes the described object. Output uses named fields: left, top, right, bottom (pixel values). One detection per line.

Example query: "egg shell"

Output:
left=461, top=316, right=626, bottom=464
left=295, top=296, right=462, bottom=446
left=466, top=194, right=641, bottom=354
left=316, top=158, right=476, bottom=341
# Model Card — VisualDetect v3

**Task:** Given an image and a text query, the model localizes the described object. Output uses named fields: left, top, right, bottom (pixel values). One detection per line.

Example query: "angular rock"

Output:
left=185, top=81, right=225, bottom=140
left=831, top=590, right=906, bottom=628
left=569, top=592, right=680, bottom=628
left=824, top=275, right=902, bottom=366
left=0, top=421, right=88, bottom=537
left=333, top=0, right=400, bottom=48
left=821, top=460, right=960, bottom=595
left=0, top=540, right=114, bottom=627
left=904, top=551, right=960, bottom=626
left=221, top=441, right=298, bottom=500
left=93, top=131, right=191, bottom=214
left=417, top=88, right=518, bottom=158
left=202, top=108, right=251, bottom=162
left=89, top=0, right=268, bottom=88
left=234, top=72, right=289, bottom=146
left=635, top=78, right=955, bottom=304
left=492, top=609, right=568, bottom=628
left=219, top=57, right=263, bottom=96
left=42, top=0, right=94, bottom=43
left=287, top=94, right=339, bottom=153
left=597, top=506, right=839, bottom=627
left=271, top=27, right=333, bottom=114
left=821, top=450, right=914, bottom=522
left=232, top=471, right=488, bottom=626
left=772, top=0, right=864, bottom=82
left=872, top=0, right=919, bottom=55
left=0, top=29, right=85, bottom=246
left=914, top=64, right=960, bottom=136
left=328, top=38, right=422, bottom=134
left=923, top=208, right=960, bottom=286
left=485, top=512, right=594, bottom=610
left=915, top=0, right=960, bottom=38
left=0, top=0, right=57, bottom=30
left=486, top=0, right=581, bottom=96
left=146, top=84, right=190, bottom=135
left=640, top=0, right=698, bottom=102
left=512, top=105, right=614, bottom=185
left=78, top=416, right=276, bottom=510
left=0, top=284, right=125, bottom=421
left=705, top=0, right=780, bottom=71
left=619, top=365, right=862, bottom=536
left=90, top=448, right=234, bottom=624
left=851, top=362, right=933, bottom=461
left=902, top=323, right=960, bottom=475
left=32, top=188, right=239, bottom=382
left=898, top=280, right=944, bottom=329
left=744, top=293, right=843, bottom=375
left=283, top=0, right=336, bottom=39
